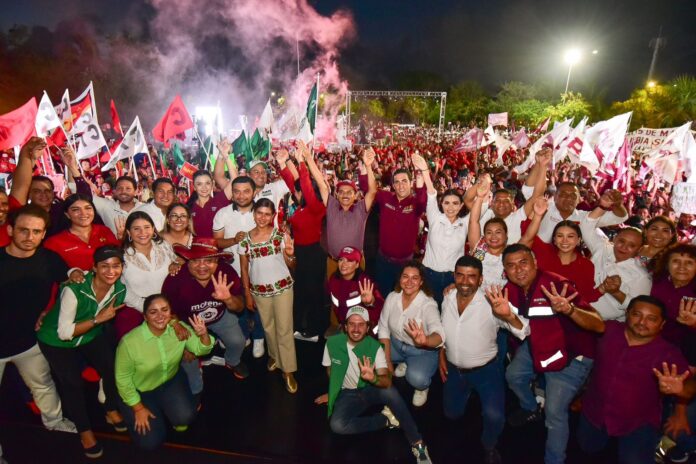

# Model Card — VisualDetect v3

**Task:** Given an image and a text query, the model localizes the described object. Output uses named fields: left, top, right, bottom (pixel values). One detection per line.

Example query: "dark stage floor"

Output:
left=1, top=338, right=632, bottom=464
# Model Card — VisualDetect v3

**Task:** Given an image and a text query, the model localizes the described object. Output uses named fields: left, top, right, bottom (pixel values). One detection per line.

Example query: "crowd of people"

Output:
left=0, top=120, right=695, bottom=464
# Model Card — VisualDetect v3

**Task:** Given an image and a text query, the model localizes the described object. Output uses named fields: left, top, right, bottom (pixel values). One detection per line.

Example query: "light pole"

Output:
left=563, top=48, right=581, bottom=94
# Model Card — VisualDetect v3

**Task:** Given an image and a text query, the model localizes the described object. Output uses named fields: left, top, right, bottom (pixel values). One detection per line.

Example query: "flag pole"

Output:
left=192, top=125, right=213, bottom=171
left=312, top=73, right=319, bottom=148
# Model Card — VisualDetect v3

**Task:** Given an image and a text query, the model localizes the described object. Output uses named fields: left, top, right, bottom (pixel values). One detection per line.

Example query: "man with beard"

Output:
left=131, top=178, right=176, bottom=231
left=315, top=306, right=433, bottom=463
left=213, top=175, right=266, bottom=358
left=578, top=295, right=695, bottom=464
left=501, top=243, right=605, bottom=464
left=59, top=146, right=141, bottom=238
left=439, top=255, right=529, bottom=464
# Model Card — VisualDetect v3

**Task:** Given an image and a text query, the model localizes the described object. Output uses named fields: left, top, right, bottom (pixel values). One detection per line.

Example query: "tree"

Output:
left=544, top=92, right=592, bottom=123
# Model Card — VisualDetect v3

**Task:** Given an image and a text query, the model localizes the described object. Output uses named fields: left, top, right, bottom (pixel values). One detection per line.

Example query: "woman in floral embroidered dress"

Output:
left=239, top=198, right=298, bottom=393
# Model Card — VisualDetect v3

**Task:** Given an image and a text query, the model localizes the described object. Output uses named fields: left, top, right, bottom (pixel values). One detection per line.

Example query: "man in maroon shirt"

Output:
left=578, top=295, right=696, bottom=464
left=163, top=238, right=247, bottom=393
left=359, top=156, right=427, bottom=295
left=499, top=243, right=605, bottom=464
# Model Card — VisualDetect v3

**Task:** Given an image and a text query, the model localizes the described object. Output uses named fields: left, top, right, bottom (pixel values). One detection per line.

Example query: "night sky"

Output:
left=3, top=0, right=696, bottom=101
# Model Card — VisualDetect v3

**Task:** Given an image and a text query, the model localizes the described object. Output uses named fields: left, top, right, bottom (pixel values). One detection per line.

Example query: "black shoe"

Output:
left=484, top=447, right=502, bottom=464
left=84, top=442, right=104, bottom=459
left=226, top=362, right=249, bottom=379
left=507, top=406, right=543, bottom=427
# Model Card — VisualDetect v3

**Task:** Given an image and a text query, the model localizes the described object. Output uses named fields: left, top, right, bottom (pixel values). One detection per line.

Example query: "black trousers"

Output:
left=293, top=242, right=328, bottom=336
left=39, top=331, right=121, bottom=432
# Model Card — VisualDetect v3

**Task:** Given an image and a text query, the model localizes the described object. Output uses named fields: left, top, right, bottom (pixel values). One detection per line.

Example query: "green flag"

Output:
left=232, top=131, right=254, bottom=168
left=306, top=81, right=318, bottom=133
left=172, top=142, right=185, bottom=169
left=198, top=136, right=213, bottom=167
left=249, top=128, right=270, bottom=160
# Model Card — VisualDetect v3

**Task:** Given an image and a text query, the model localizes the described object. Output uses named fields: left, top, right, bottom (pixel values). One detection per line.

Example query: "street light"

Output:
left=563, top=48, right=582, bottom=94
left=647, top=80, right=657, bottom=88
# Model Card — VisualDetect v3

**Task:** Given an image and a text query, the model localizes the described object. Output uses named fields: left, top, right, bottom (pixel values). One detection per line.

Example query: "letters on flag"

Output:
left=70, top=82, right=96, bottom=135
left=75, top=120, right=107, bottom=160
left=152, top=95, right=194, bottom=147
left=35, top=92, right=62, bottom=137
left=0, top=97, right=38, bottom=151
left=487, top=112, right=508, bottom=127
left=103, top=117, right=147, bottom=170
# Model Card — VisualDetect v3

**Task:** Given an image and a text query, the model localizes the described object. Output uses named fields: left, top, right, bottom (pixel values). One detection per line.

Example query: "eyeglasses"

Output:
left=168, top=214, right=189, bottom=220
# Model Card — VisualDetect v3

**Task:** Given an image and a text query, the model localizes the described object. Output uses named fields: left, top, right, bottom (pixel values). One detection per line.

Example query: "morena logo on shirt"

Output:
left=402, top=205, right=414, bottom=214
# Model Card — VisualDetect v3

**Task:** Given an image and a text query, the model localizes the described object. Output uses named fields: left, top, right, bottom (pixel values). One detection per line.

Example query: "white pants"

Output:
left=0, top=344, right=64, bottom=428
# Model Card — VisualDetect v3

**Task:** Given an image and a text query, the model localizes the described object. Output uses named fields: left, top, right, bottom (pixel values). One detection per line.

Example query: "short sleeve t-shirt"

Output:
left=0, top=247, right=68, bottom=357
left=190, top=193, right=232, bottom=238
left=322, top=342, right=387, bottom=389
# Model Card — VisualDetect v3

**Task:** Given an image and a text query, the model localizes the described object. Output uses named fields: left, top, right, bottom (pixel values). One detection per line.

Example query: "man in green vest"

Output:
left=314, top=306, right=433, bottom=463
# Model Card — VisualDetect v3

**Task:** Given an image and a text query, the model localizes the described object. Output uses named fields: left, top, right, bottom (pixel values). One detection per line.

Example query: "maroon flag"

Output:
left=532, top=117, right=550, bottom=135
left=0, top=97, right=38, bottom=151
left=152, top=95, right=194, bottom=147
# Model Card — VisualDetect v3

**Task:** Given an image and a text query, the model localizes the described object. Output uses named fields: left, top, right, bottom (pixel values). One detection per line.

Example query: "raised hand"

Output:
left=532, top=197, right=548, bottom=217
left=535, top=147, right=552, bottom=166
left=362, top=147, right=376, bottom=167
left=188, top=314, right=208, bottom=337
left=404, top=319, right=427, bottom=347
left=654, top=362, right=691, bottom=396
left=599, top=189, right=623, bottom=209
left=485, top=285, right=513, bottom=319
left=677, top=297, right=696, bottom=327
left=284, top=231, right=295, bottom=257
left=21, top=137, right=47, bottom=162
left=358, top=278, right=375, bottom=305
left=295, top=140, right=310, bottom=163
left=59, top=145, right=78, bottom=168
left=357, top=355, right=376, bottom=383
left=210, top=271, right=234, bottom=302
left=217, top=138, right=231, bottom=157
left=411, top=153, right=428, bottom=171
left=275, top=148, right=290, bottom=165
left=540, top=282, right=578, bottom=315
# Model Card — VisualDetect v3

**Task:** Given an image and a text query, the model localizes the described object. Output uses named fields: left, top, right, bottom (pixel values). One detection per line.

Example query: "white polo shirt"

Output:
left=212, top=205, right=256, bottom=275
left=92, top=196, right=142, bottom=236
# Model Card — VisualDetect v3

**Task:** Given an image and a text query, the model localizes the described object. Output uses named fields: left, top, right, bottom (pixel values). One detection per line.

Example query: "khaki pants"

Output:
left=0, top=344, right=65, bottom=429
left=253, top=289, right=297, bottom=373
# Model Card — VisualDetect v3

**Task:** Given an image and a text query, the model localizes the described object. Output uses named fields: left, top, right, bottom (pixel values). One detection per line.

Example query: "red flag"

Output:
left=152, top=95, right=194, bottom=147
left=0, top=97, right=38, bottom=151
left=110, top=99, right=123, bottom=136
left=179, top=161, right=198, bottom=180
left=532, top=117, right=550, bottom=135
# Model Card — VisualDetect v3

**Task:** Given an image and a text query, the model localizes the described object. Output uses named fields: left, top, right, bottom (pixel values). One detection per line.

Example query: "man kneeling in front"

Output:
left=315, top=306, right=433, bottom=463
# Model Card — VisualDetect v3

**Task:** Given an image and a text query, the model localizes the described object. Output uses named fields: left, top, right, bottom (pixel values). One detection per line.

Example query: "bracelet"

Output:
left=91, top=318, right=99, bottom=326
left=286, top=254, right=296, bottom=261
left=567, top=304, right=576, bottom=316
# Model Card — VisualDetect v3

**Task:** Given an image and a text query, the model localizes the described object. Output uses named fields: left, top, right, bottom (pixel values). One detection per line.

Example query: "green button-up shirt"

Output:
left=115, top=322, right=215, bottom=406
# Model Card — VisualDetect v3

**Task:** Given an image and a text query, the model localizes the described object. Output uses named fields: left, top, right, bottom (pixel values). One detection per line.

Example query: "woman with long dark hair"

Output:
left=187, top=170, right=232, bottom=237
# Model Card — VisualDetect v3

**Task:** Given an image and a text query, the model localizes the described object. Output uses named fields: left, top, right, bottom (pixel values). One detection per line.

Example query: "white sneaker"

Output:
left=201, top=355, right=225, bottom=366
left=253, top=339, right=265, bottom=358
left=394, top=363, right=407, bottom=378
left=412, top=388, right=429, bottom=407
left=381, top=406, right=400, bottom=429
left=97, top=378, right=105, bottom=404
left=47, top=418, right=77, bottom=434
left=245, top=338, right=251, bottom=348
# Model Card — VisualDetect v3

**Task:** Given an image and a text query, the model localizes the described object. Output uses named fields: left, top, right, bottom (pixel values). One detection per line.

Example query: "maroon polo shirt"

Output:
left=505, top=269, right=597, bottom=361
left=582, top=320, right=689, bottom=436
left=327, top=273, right=384, bottom=323
left=650, top=276, right=696, bottom=358
left=190, top=193, right=232, bottom=238
left=325, top=196, right=369, bottom=259
left=161, top=261, right=241, bottom=325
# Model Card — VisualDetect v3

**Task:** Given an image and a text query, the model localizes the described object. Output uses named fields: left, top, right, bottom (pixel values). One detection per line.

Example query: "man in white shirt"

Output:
left=525, top=182, right=628, bottom=243
left=580, top=193, right=651, bottom=321
left=131, top=178, right=176, bottom=231
left=212, top=175, right=265, bottom=358
left=439, top=255, right=529, bottom=464
left=91, top=176, right=142, bottom=237
left=249, top=159, right=289, bottom=206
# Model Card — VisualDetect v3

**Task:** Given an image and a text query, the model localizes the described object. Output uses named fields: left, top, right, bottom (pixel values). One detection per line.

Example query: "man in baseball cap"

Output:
left=315, top=305, right=433, bottom=463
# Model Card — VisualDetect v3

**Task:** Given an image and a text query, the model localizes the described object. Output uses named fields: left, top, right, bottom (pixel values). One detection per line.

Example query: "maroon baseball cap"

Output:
left=337, top=246, right=362, bottom=262
left=336, top=180, right=357, bottom=192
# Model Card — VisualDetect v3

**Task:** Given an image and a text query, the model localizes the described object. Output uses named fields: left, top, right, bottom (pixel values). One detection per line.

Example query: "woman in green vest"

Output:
left=37, top=245, right=127, bottom=459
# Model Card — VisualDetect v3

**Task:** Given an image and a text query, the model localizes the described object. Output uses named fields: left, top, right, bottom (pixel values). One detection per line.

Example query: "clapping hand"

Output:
left=654, top=362, right=691, bottom=396
left=188, top=314, right=208, bottom=337
left=404, top=319, right=428, bottom=347
left=211, top=271, right=234, bottom=302
left=540, top=282, right=578, bottom=315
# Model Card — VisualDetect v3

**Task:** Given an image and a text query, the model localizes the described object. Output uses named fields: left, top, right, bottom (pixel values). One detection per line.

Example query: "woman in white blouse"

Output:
left=115, top=211, right=180, bottom=339
left=378, top=261, right=444, bottom=407
left=412, top=154, right=467, bottom=307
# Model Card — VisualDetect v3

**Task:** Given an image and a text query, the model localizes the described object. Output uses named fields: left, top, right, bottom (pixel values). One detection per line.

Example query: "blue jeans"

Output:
left=577, top=414, right=659, bottom=464
left=239, top=308, right=265, bottom=340
left=375, top=253, right=406, bottom=297
left=330, top=385, right=422, bottom=444
left=390, top=337, right=439, bottom=391
left=443, top=360, right=505, bottom=449
left=669, top=398, right=696, bottom=455
left=505, top=342, right=594, bottom=464
left=119, top=369, right=197, bottom=450
left=424, top=267, right=453, bottom=308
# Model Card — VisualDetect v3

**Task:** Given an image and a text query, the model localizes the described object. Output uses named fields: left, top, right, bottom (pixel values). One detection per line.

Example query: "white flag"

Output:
left=258, top=99, right=274, bottom=138
left=75, top=116, right=107, bottom=160
left=102, top=117, right=148, bottom=171
left=514, top=118, right=573, bottom=172
left=585, top=112, right=631, bottom=167
left=297, top=116, right=313, bottom=144
left=480, top=125, right=495, bottom=147
left=54, top=89, right=71, bottom=129
left=644, top=121, right=693, bottom=184
left=35, top=92, right=62, bottom=137
left=278, top=108, right=302, bottom=142
left=70, top=82, right=96, bottom=134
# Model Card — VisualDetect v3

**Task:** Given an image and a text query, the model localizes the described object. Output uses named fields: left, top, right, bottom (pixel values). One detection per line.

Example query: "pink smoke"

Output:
left=141, top=0, right=356, bottom=142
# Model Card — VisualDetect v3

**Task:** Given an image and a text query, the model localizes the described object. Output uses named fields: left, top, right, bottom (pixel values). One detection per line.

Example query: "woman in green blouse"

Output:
left=115, top=293, right=214, bottom=450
